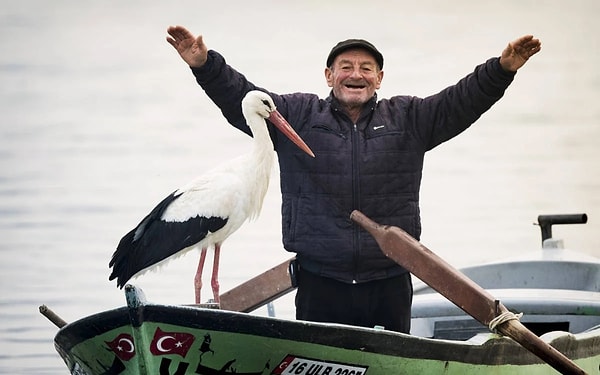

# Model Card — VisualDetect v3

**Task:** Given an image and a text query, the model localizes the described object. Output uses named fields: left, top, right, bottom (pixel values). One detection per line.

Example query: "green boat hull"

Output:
left=54, top=286, right=600, bottom=375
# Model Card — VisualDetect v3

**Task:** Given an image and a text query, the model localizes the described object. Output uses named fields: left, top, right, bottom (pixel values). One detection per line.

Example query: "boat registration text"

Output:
left=273, top=355, right=368, bottom=375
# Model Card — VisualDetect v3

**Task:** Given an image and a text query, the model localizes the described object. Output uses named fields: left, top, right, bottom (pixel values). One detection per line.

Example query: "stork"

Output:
left=108, top=90, right=314, bottom=304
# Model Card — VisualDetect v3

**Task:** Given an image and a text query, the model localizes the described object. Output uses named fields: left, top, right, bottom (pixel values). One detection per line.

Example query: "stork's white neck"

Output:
left=244, top=113, right=276, bottom=220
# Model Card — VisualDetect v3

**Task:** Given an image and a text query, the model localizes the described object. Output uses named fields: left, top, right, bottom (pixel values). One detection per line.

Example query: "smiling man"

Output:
left=325, top=39, right=384, bottom=122
left=166, top=26, right=541, bottom=333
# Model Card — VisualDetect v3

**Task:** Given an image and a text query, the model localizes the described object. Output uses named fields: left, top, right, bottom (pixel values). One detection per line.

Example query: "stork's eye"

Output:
left=261, top=99, right=272, bottom=110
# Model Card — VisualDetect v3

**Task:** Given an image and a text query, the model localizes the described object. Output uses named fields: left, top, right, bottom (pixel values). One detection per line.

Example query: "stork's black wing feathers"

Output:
left=108, top=191, right=227, bottom=288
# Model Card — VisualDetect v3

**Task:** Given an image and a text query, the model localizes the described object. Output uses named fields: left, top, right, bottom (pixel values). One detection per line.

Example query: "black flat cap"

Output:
left=326, top=39, right=384, bottom=69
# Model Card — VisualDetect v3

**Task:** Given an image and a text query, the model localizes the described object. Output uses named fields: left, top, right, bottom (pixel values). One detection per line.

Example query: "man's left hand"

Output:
left=500, top=35, right=541, bottom=72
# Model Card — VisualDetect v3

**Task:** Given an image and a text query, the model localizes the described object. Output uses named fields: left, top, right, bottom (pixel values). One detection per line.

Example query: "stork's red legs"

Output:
left=194, top=248, right=208, bottom=304
left=194, top=245, right=221, bottom=304
left=211, top=244, right=221, bottom=304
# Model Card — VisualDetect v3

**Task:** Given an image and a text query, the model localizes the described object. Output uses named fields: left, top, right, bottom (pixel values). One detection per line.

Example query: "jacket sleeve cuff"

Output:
left=190, top=50, right=224, bottom=85
left=493, top=56, right=517, bottom=78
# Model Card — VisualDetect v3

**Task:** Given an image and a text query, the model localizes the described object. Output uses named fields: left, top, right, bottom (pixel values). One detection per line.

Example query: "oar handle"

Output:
left=39, top=305, right=67, bottom=328
left=350, top=210, right=587, bottom=375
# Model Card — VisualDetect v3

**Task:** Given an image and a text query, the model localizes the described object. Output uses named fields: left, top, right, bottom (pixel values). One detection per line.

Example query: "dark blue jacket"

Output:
left=192, top=50, right=515, bottom=283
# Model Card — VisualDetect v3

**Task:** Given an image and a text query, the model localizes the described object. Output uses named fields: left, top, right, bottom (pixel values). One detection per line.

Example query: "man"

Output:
left=166, top=26, right=541, bottom=333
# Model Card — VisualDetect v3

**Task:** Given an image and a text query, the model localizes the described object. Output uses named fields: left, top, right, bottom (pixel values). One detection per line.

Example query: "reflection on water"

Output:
left=1, top=0, right=598, bottom=372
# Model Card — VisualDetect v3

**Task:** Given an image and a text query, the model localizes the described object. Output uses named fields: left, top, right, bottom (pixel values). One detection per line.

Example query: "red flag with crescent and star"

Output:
left=150, top=327, right=195, bottom=358
left=105, top=333, right=136, bottom=361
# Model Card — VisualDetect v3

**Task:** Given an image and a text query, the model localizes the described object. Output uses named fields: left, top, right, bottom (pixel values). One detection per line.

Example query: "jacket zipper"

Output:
left=351, top=123, right=360, bottom=284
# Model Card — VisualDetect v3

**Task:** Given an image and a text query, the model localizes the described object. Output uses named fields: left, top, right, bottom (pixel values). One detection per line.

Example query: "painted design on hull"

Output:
left=97, top=328, right=275, bottom=374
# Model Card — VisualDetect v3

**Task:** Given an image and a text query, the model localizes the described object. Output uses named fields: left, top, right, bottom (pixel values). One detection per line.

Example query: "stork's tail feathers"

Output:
left=109, top=228, right=139, bottom=288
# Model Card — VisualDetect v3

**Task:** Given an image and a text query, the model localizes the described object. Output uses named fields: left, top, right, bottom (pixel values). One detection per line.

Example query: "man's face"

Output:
left=325, top=48, right=383, bottom=109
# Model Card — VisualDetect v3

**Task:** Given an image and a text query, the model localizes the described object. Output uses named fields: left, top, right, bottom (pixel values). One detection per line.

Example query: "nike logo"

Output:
left=373, top=125, right=385, bottom=130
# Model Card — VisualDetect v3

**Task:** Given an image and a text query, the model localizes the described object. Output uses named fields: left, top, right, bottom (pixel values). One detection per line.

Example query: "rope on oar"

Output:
left=489, top=311, right=523, bottom=333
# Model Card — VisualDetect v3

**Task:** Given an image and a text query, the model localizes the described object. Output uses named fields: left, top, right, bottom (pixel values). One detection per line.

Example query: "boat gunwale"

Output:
left=54, top=303, right=600, bottom=367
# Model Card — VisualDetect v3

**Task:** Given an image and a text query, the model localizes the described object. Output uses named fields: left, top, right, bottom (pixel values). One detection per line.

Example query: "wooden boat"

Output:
left=42, top=213, right=600, bottom=374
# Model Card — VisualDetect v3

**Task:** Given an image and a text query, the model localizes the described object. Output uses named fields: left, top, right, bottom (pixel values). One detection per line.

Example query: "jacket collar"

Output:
left=327, top=92, right=378, bottom=126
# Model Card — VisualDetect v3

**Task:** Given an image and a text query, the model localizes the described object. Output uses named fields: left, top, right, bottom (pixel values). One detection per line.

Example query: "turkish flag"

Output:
left=272, top=355, right=295, bottom=374
left=150, top=327, right=196, bottom=358
left=105, top=333, right=136, bottom=361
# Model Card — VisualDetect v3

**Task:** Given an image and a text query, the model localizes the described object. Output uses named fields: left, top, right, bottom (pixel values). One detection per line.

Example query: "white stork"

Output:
left=108, top=90, right=314, bottom=304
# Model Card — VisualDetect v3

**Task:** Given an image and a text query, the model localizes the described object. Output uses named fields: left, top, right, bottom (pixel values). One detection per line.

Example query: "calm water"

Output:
left=1, top=1, right=599, bottom=373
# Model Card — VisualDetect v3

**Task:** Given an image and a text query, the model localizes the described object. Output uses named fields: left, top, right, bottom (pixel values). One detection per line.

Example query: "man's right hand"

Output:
left=166, top=25, right=208, bottom=68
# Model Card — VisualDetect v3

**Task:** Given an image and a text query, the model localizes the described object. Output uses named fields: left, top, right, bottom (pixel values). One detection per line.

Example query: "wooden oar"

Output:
left=219, top=257, right=295, bottom=312
left=350, top=210, right=587, bottom=375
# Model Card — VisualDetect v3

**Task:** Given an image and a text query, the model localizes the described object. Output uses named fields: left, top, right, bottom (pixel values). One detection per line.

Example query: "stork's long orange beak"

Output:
left=268, top=110, right=315, bottom=158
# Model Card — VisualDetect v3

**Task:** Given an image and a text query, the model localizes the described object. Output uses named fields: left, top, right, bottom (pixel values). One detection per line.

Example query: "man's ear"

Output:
left=325, top=67, right=334, bottom=87
left=376, top=70, right=384, bottom=89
